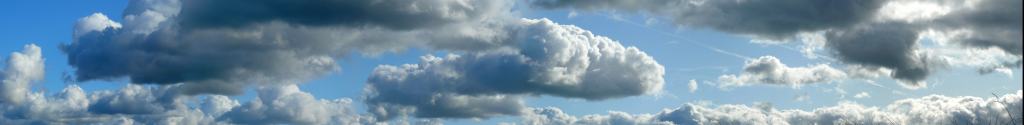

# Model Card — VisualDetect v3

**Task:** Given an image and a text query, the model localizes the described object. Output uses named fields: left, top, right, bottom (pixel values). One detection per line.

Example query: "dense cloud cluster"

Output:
left=364, top=19, right=664, bottom=120
left=64, top=0, right=519, bottom=95
left=531, top=0, right=1023, bottom=87
left=59, top=0, right=668, bottom=123
left=23, top=0, right=1020, bottom=124
left=0, top=46, right=369, bottom=124
left=521, top=90, right=1023, bottom=125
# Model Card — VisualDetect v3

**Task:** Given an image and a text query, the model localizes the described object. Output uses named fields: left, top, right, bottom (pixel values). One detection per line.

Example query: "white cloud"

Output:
left=219, top=85, right=369, bottom=125
left=0, top=44, right=44, bottom=104
left=522, top=90, right=1023, bottom=125
left=718, top=56, right=846, bottom=88
left=0, top=44, right=375, bottom=125
left=72, top=13, right=122, bottom=39
left=854, top=92, right=872, bottom=99
left=687, top=79, right=698, bottom=93
left=364, top=18, right=665, bottom=120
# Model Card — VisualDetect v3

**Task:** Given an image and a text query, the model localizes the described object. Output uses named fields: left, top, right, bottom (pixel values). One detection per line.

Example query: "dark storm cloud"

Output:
left=825, top=23, right=933, bottom=85
left=930, top=0, right=1023, bottom=56
left=364, top=19, right=664, bottom=120
left=178, top=0, right=506, bottom=30
left=531, top=0, right=886, bottom=39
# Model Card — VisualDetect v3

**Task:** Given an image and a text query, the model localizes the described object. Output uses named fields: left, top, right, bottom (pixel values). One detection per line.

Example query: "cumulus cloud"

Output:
left=522, top=90, right=1023, bottom=125
left=364, top=18, right=665, bottom=120
left=63, top=0, right=519, bottom=95
left=218, top=85, right=369, bottom=125
left=531, top=0, right=1023, bottom=88
left=718, top=56, right=846, bottom=88
left=0, top=45, right=372, bottom=125
left=0, top=44, right=44, bottom=104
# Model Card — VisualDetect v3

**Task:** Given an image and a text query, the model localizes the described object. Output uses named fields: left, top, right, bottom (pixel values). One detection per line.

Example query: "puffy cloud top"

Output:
left=523, top=90, right=1023, bottom=125
left=0, top=44, right=45, bottom=104
left=719, top=56, right=846, bottom=88
left=364, top=18, right=664, bottom=120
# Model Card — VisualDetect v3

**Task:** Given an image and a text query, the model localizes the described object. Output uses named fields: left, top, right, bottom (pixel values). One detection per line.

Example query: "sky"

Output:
left=0, top=0, right=1021, bottom=125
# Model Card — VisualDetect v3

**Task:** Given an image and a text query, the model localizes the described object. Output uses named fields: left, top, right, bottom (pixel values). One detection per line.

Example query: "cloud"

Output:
left=364, top=18, right=665, bottom=120
left=521, top=90, right=1023, bottom=125
left=522, top=107, right=672, bottom=125
left=718, top=56, right=846, bottom=88
left=854, top=92, right=871, bottom=99
left=177, top=0, right=509, bottom=30
left=530, top=0, right=886, bottom=39
left=0, top=45, right=373, bottom=125
left=531, top=0, right=1023, bottom=88
left=687, top=79, right=698, bottom=93
left=218, top=85, right=369, bottom=125
left=0, top=44, right=45, bottom=104
left=63, top=0, right=519, bottom=95
left=824, top=23, right=937, bottom=87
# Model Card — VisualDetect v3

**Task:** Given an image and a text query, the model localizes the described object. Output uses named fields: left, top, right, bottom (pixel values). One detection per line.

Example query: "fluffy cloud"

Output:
left=718, top=56, right=846, bottom=88
left=522, top=90, right=1023, bottom=125
left=364, top=19, right=665, bottom=120
left=0, top=44, right=44, bottom=104
left=63, top=0, right=518, bottom=95
left=531, top=0, right=1023, bottom=88
left=522, top=107, right=671, bottom=125
left=218, top=85, right=369, bottom=124
left=1, top=45, right=371, bottom=125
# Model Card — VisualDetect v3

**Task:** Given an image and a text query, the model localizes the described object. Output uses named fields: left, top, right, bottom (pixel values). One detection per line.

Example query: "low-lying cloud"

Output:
left=522, top=90, right=1023, bottom=125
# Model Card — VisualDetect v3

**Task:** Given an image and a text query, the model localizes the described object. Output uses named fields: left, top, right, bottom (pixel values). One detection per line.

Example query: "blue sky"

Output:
left=2, top=0, right=1022, bottom=125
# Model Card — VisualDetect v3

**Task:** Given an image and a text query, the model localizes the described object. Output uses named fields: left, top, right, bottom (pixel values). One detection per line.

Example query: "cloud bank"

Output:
left=522, top=90, right=1023, bottom=125
left=1, top=45, right=370, bottom=124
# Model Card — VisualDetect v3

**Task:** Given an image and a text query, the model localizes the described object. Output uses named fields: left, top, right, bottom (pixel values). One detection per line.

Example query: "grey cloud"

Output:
left=532, top=0, right=1023, bottom=88
left=531, top=0, right=886, bottom=39
left=64, top=0, right=518, bottom=95
left=718, top=56, right=846, bottom=88
left=364, top=18, right=665, bottom=120
left=523, top=90, right=1023, bottom=125
left=928, top=0, right=1022, bottom=56
left=0, top=45, right=375, bottom=125
left=825, top=23, right=934, bottom=86
left=178, top=0, right=510, bottom=30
